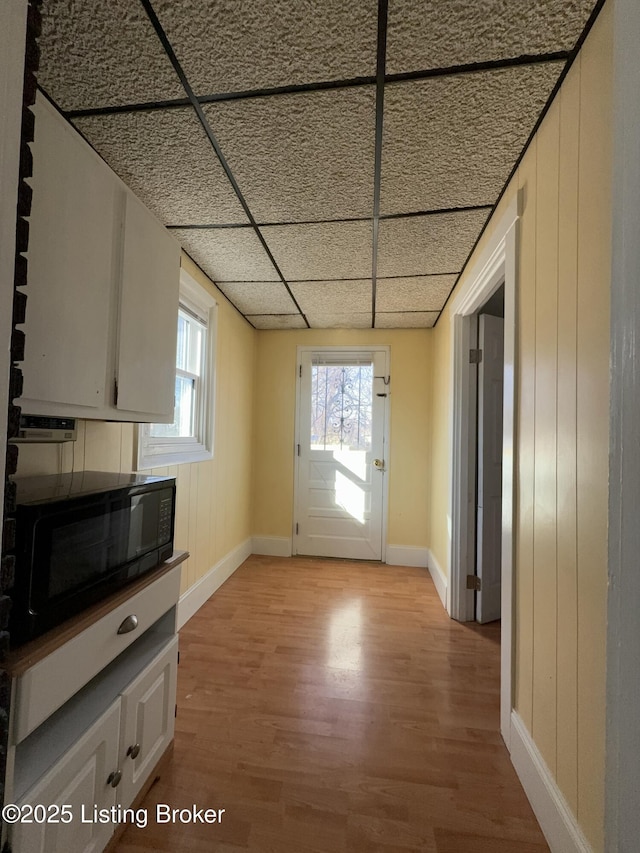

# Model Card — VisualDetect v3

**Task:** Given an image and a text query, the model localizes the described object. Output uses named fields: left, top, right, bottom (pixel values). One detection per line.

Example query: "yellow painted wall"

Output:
left=16, top=253, right=257, bottom=597
left=252, top=328, right=432, bottom=549
left=427, top=310, right=452, bottom=577
left=428, top=5, right=612, bottom=849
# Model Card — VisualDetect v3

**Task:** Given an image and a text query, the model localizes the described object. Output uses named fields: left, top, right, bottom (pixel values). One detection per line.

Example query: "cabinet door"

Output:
left=116, top=191, right=180, bottom=420
left=11, top=702, right=120, bottom=853
left=119, top=636, right=178, bottom=807
left=22, top=94, right=118, bottom=412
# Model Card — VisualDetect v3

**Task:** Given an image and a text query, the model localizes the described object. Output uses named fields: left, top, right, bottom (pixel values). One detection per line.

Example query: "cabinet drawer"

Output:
left=14, top=566, right=181, bottom=743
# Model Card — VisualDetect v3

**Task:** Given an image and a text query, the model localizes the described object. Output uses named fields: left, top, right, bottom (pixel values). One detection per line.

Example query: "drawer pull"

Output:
left=107, top=770, right=122, bottom=788
left=117, top=614, right=138, bottom=635
left=127, top=743, right=141, bottom=759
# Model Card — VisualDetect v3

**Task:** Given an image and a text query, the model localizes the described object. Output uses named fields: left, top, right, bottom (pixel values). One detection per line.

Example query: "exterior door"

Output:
left=476, top=314, right=504, bottom=623
left=295, top=350, right=387, bottom=560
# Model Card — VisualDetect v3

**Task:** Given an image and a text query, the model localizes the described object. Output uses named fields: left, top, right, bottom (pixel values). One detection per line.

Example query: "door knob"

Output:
left=373, top=459, right=385, bottom=469
left=127, top=743, right=141, bottom=759
left=107, top=770, right=122, bottom=788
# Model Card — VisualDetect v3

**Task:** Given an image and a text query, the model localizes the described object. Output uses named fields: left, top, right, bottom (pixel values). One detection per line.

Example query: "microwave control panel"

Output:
left=159, top=496, right=173, bottom=543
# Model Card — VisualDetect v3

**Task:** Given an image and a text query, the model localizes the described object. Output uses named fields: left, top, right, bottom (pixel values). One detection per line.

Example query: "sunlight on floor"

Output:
left=327, top=598, right=363, bottom=672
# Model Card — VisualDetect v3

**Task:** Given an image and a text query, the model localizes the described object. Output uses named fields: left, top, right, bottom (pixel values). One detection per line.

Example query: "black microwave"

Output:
left=10, top=471, right=176, bottom=646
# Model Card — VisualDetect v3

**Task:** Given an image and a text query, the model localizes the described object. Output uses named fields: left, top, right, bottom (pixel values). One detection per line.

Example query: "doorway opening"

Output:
left=473, top=288, right=505, bottom=624
left=448, top=194, right=519, bottom=748
left=293, top=347, right=389, bottom=561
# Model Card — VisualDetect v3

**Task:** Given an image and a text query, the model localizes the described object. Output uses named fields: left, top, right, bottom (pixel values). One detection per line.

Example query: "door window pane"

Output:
left=310, top=364, right=373, bottom=451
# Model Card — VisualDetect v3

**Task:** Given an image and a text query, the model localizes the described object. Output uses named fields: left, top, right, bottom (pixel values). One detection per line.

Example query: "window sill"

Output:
left=137, top=444, right=212, bottom=470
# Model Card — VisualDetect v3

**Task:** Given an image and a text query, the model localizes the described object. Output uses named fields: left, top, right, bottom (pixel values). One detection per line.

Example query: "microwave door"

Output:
left=126, top=488, right=174, bottom=562
left=33, top=498, right=119, bottom=611
left=126, top=495, right=145, bottom=561
left=125, top=491, right=160, bottom=562
left=48, top=513, right=110, bottom=600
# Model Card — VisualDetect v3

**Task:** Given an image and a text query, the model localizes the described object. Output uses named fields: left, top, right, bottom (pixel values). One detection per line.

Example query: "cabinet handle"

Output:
left=117, top=614, right=138, bottom=634
left=127, top=743, right=141, bottom=759
left=107, top=770, right=122, bottom=788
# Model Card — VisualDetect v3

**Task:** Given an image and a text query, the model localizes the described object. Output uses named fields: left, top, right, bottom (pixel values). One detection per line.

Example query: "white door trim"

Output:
left=448, top=192, right=520, bottom=747
left=606, top=0, right=640, bottom=848
left=293, top=345, right=390, bottom=562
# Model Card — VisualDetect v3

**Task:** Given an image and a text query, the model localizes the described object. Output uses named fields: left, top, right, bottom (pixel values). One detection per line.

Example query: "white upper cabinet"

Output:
left=21, top=94, right=180, bottom=423
left=116, top=192, right=179, bottom=417
left=22, top=95, right=117, bottom=412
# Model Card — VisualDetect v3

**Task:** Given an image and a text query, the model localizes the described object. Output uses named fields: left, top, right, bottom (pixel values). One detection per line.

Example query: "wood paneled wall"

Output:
left=428, top=4, right=612, bottom=850
left=517, top=8, right=611, bottom=846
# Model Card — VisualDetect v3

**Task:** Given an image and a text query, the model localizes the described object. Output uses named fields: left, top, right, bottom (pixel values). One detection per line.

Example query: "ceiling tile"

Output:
left=261, top=222, right=373, bottom=281
left=375, top=312, right=439, bottom=329
left=218, top=282, right=297, bottom=314
left=381, top=63, right=564, bottom=214
left=377, top=275, right=457, bottom=312
left=248, top=315, right=307, bottom=330
left=290, top=280, right=372, bottom=315
left=203, top=87, right=376, bottom=222
left=307, top=313, right=372, bottom=329
left=377, top=211, right=488, bottom=278
left=171, top=228, right=279, bottom=282
left=152, top=0, right=378, bottom=93
left=386, top=0, right=597, bottom=75
left=38, top=0, right=184, bottom=111
left=73, top=109, right=248, bottom=226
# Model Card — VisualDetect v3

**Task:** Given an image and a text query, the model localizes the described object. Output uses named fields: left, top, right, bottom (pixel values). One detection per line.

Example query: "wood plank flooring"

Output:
left=115, top=555, right=549, bottom=853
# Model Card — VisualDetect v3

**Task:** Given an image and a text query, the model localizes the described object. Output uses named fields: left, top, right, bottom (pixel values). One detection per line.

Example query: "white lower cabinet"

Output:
left=9, top=628, right=179, bottom=853
left=12, top=702, right=120, bottom=853
left=119, top=637, right=178, bottom=808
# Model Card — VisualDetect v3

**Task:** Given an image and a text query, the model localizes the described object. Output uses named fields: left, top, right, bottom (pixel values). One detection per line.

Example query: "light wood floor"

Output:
left=115, top=555, right=549, bottom=852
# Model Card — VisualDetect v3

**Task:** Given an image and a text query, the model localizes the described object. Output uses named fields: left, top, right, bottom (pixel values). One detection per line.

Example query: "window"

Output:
left=137, top=270, right=216, bottom=469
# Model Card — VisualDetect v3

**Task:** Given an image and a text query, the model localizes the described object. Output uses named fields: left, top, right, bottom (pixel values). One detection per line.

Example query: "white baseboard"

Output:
left=386, top=544, right=429, bottom=567
left=510, top=712, right=592, bottom=853
left=177, top=537, right=252, bottom=630
left=426, top=549, right=448, bottom=610
left=251, top=535, right=292, bottom=557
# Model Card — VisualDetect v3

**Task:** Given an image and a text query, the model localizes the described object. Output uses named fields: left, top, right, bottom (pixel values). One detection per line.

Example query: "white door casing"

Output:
left=294, top=348, right=389, bottom=561
left=476, top=314, right=504, bottom=624
left=606, top=0, right=640, bottom=848
left=449, top=192, right=519, bottom=747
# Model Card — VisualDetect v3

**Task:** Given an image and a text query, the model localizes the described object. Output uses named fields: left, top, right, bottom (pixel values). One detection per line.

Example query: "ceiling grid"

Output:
left=36, top=0, right=604, bottom=329
left=370, top=0, right=389, bottom=327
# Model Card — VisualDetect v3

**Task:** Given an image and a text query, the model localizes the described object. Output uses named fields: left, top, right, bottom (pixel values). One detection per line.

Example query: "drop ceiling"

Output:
left=36, top=0, right=601, bottom=329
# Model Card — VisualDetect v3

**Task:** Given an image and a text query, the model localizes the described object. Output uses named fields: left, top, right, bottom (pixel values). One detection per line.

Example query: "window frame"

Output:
left=136, top=269, right=217, bottom=469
